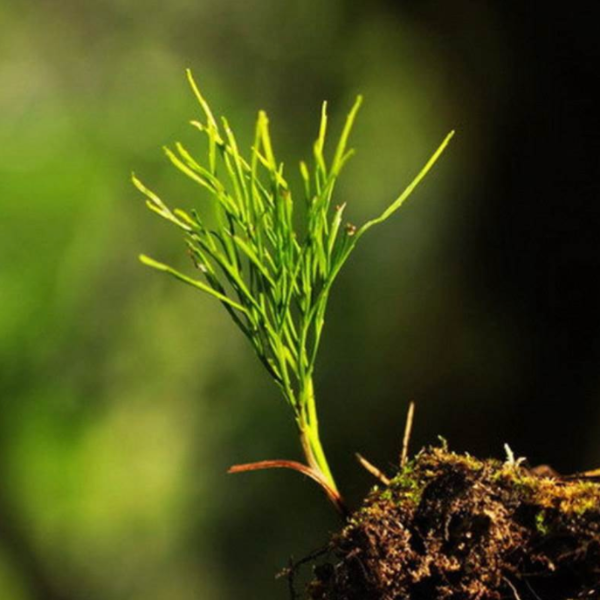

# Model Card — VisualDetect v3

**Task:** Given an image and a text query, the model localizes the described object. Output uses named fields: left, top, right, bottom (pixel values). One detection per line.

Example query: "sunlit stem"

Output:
left=297, top=377, right=337, bottom=493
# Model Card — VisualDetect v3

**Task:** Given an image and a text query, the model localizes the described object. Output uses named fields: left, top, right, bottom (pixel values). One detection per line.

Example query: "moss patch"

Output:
left=307, top=447, right=600, bottom=599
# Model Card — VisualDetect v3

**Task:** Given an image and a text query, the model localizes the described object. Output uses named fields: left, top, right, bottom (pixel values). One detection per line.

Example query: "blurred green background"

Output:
left=1, top=1, right=599, bottom=598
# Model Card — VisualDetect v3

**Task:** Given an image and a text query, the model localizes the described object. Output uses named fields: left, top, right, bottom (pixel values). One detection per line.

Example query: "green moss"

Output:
left=535, top=510, right=550, bottom=535
left=495, top=465, right=599, bottom=516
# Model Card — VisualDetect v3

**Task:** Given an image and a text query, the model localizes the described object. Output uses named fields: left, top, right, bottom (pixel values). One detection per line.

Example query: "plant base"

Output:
left=307, top=447, right=600, bottom=600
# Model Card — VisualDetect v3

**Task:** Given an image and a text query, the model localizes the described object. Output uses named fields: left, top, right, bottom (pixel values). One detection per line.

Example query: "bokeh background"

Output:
left=1, top=1, right=598, bottom=598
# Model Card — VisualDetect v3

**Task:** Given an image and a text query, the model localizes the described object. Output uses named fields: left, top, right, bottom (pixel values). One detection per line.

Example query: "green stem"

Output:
left=298, top=377, right=337, bottom=493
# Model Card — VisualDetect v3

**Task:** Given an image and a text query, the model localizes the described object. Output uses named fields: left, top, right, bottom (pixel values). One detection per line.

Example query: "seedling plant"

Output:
left=134, top=70, right=453, bottom=514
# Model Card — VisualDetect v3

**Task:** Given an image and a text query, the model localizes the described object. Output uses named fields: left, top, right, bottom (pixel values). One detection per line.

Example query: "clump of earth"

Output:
left=306, top=446, right=600, bottom=600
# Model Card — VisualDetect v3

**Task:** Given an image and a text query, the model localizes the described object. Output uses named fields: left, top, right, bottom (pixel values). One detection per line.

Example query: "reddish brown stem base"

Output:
left=228, top=459, right=348, bottom=518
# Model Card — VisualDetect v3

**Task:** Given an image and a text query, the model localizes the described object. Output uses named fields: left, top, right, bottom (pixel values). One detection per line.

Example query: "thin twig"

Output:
left=524, top=580, right=543, bottom=600
left=562, top=467, right=600, bottom=481
left=503, top=577, right=523, bottom=600
left=228, top=460, right=348, bottom=517
left=400, top=401, right=415, bottom=467
left=282, top=556, right=297, bottom=600
left=355, top=453, right=391, bottom=486
left=276, top=546, right=329, bottom=600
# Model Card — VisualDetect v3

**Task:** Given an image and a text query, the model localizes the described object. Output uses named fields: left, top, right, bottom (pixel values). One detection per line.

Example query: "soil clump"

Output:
left=307, top=447, right=600, bottom=599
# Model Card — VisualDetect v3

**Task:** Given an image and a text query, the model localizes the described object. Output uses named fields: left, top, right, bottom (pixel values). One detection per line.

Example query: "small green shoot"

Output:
left=134, top=69, right=453, bottom=513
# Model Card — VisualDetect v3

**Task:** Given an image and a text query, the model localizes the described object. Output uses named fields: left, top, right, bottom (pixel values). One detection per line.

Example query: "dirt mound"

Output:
left=308, top=447, right=600, bottom=599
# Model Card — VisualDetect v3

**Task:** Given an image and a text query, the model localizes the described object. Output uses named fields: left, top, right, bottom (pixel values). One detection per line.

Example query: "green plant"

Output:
left=134, top=70, right=453, bottom=513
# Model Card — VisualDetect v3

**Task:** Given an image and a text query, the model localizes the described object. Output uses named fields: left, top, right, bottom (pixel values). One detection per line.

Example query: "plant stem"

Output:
left=138, top=76, right=453, bottom=513
left=298, top=377, right=338, bottom=494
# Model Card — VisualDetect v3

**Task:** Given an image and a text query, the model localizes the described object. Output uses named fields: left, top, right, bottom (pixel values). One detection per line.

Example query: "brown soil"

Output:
left=306, top=446, right=600, bottom=600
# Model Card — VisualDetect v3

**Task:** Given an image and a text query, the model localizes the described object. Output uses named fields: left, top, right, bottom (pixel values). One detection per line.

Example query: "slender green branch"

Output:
left=135, top=69, right=453, bottom=506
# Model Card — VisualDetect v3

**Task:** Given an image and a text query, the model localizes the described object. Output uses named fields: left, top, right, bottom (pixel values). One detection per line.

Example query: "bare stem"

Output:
left=298, top=377, right=337, bottom=494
